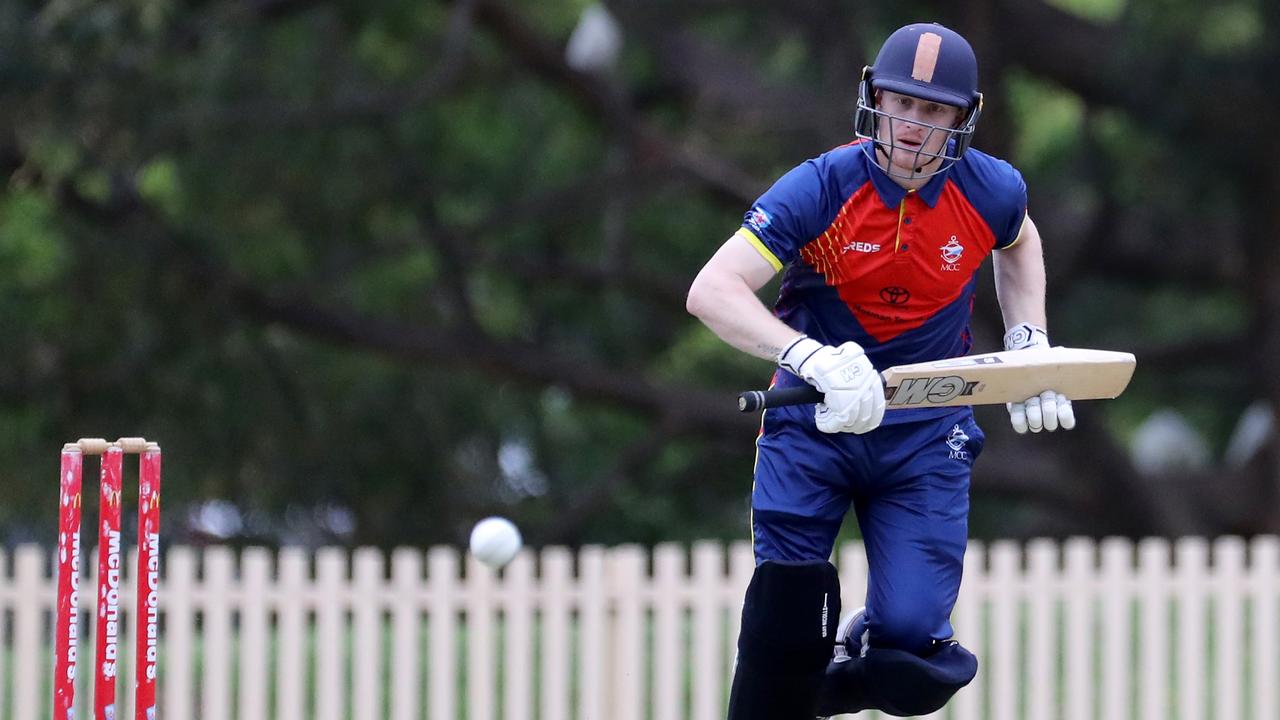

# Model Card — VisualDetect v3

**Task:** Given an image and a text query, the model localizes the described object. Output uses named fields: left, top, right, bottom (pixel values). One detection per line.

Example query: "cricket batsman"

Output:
left=686, top=22, right=1075, bottom=718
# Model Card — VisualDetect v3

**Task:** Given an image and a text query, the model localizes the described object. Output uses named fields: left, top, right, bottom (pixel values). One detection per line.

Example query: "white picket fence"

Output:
left=0, top=536, right=1277, bottom=720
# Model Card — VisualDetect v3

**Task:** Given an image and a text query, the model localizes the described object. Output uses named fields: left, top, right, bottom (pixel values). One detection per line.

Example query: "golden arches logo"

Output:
left=140, top=494, right=161, bottom=513
left=103, top=488, right=122, bottom=507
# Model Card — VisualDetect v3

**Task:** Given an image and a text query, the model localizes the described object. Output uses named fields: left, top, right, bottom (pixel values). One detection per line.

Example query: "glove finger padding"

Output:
left=1010, top=391, right=1076, bottom=434
left=1007, top=402, right=1028, bottom=434
left=1058, top=395, right=1076, bottom=430
left=1024, top=395, right=1043, bottom=433
left=814, top=404, right=847, bottom=434
left=815, top=395, right=880, bottom=435
left=1039, top=390, right=1059, bottom=432
left=858, top=385, right=886, bottom=435
left=828, top=382, right=884, bottom=434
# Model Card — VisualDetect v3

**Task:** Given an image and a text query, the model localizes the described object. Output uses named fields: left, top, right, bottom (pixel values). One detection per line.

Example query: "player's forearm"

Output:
left=687, top=269, right=801, bottom=361
left=994, top=257, right=1046, bottom=328
left=993, top=218, right=1048, bottom=330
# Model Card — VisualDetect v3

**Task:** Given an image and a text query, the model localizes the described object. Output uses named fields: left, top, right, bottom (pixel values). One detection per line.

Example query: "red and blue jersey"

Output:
left=739, top=141, right=1027, bottom=424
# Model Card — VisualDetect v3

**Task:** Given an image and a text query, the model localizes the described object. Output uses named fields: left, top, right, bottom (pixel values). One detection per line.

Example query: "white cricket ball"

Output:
left=469, top=516, right=522, bottom=568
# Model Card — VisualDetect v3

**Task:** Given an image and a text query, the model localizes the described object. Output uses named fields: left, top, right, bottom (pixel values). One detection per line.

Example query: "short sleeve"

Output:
left=952, top=150, right=1029, bottom=251
left=993, top=167, right=1028, bottom=250
left=738, top=159, right=836, bottom=267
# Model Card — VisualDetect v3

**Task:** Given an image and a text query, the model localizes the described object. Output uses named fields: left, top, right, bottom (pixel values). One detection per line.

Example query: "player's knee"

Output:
left=873, top=604, right=943, bottom=654
left=856, top=641, right=979, bottom=716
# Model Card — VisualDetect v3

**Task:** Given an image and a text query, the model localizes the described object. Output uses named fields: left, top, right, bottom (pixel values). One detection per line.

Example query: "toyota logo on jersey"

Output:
left=880, top=286, right=910, bottom=305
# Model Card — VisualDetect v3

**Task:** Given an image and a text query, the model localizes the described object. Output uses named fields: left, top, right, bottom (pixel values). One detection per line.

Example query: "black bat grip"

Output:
left=737, top=385, right=825, bottom=412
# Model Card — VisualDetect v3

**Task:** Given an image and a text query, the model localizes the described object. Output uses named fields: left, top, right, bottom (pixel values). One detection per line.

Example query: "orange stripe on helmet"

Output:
left=911, top=32, right=943, bottom=83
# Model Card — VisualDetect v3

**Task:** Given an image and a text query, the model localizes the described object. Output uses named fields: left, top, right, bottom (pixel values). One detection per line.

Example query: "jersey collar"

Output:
left=863, top=147, right=949, bottom=209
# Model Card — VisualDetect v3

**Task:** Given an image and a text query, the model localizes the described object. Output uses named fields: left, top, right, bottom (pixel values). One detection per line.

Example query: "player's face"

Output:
left=875, top=90, right=964, bottom=177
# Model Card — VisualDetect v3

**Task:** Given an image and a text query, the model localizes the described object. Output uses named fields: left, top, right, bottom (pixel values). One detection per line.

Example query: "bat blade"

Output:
left=881, top=346, right=1136, bottom=409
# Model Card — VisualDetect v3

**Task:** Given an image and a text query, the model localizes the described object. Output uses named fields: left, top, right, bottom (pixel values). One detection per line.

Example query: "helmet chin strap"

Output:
left=873, top=135, right=940, bottom=182
left=875, top=145, right=919, bottom=174
left=865, top=109, right=961, bottom=183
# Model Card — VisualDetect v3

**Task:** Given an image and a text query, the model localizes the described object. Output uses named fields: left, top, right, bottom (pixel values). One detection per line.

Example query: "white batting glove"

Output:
left=778, top=336, right=885, bottom=434
left=1003, top=323, right=1076, bottom=434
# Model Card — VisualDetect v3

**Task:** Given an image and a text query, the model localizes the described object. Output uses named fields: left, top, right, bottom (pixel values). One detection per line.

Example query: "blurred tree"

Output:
left=0, top=0, right=1273, bottom=548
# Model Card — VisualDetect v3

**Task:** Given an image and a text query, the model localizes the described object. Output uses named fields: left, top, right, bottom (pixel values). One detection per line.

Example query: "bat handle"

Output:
left=738, top=372, right=892, bottom=412
left=737, top=385, right=825, bottom=412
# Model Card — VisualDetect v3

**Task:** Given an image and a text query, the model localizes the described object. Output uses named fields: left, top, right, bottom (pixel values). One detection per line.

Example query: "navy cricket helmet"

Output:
left=854, top=23, right=984, bottom=179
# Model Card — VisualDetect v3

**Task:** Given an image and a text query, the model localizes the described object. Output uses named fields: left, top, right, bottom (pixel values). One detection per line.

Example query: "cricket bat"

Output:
left=737, top=346, right=1136, bottom=412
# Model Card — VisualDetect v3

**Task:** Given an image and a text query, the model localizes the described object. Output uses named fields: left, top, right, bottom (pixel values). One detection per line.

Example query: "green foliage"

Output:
left=137, top=157, right=185, bottom=218
left=1006, top=71, right=1085, bottom=172
left=0, top=191, right=69, bottom=290
left=1197, top=5, right=1264, bottom=54
left=1046, top=0, right=1126, bottom=21
left=656, top=323, right=771, bottom=387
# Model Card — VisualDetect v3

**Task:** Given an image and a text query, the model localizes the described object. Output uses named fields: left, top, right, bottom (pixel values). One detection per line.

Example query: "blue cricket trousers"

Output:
left=751, top=404, right=985, bottom=654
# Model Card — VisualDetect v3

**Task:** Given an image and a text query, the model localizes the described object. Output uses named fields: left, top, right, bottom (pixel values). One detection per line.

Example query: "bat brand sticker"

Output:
left=885, top=375, right=980, bottom=406
left=928, top=355, right=1005, bottom=369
